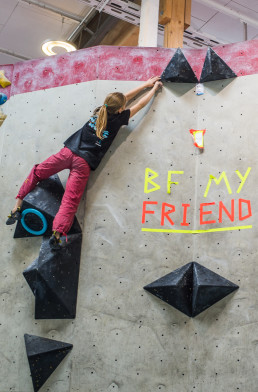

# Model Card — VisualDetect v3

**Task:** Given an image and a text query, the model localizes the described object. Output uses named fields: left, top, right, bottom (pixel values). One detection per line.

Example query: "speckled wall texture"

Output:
left=0, top=43, right=258, bottom=392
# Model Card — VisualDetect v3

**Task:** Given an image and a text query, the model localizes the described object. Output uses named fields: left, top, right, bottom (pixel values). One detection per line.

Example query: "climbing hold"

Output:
left=0, top=110, right=7, bottom=127
left=0, top=70, right=11, bottom=88
left=189, top=129, right=206, bottom=149
left=24, top=333, right=72, bottom=392
left=196, top=83, right=204, bottom=96
left=0, top=93, right=7, bottom=105
left=144, top=262, right=238, bottom=317
left=23, top=233, right=82, bottom=319
left=21, top=208, right=48, bottom=235
left=14, top=174, right=81, bottom=238
left=200, top=47, right=237, bottom=83
left=161, top=48, right=198, bottom=83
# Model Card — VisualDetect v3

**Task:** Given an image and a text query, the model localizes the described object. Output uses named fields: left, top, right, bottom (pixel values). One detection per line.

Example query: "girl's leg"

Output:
left=12, top=198, right=23, bottom=213
left=7, top=147, right=74, bottom=226
left=52, top=155, right=91, bottom=237
left=14, top=147, right=74, bottom=208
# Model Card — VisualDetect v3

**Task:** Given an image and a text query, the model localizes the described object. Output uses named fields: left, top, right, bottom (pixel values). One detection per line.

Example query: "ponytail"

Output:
left=96, top=105, right=108, bottom=139
left=94, top=93, right=126, bottom=139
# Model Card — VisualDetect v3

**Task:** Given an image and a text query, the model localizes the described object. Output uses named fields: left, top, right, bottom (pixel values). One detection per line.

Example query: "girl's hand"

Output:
left=145, top=76, right=161, bottom=88
left=153, top=81, right=163, bottom=91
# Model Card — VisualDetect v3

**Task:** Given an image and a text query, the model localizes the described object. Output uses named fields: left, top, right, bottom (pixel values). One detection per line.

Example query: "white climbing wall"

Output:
left=0, top=73, right=258, bottom=391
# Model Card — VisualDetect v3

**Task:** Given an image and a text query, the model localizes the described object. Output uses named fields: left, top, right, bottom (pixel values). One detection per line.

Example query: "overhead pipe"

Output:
left=0, top=47, right=31, bottom=61
left=194, top=0, right=258, bottom=30
left=98, top=0, right=111, bottom=13
left=67, top=8, right=98, bottom=42
left=243, top=22, right=248, bottom=41
left=67, top=1, right=111, bottom=43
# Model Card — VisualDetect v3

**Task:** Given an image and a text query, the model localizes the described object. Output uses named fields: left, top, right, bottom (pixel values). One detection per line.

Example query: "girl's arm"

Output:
left=129, top=81, right=162, bottom=118
left=124, top=76, right=160, bottom=102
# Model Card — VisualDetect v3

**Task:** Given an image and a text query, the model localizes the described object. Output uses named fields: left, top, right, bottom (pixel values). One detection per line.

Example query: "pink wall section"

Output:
left=1, top=39, right=258, bottom=98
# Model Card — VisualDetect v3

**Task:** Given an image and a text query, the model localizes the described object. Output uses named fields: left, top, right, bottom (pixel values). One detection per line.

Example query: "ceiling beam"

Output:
left=0, top=47, right=31, bottom=61
left=76, top=0, right=220, bottom=49
left=194, top=0, right=258, bottom=30
left=97, top=0, right=110, bottom=12
left=159, top=0, right=171, bottom=25
left=184, top=0, right=192, bottom=30
left=80, top=0, right=141, bottom=25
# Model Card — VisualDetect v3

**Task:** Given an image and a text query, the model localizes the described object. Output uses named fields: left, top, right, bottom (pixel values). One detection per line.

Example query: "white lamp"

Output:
left=42, top=40, right=76, bottom=56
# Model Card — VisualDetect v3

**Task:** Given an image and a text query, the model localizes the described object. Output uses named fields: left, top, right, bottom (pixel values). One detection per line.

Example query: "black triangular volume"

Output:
left=144, top=263, right=194, bottom=317
left=23, top=258, right=39, bottom=294
left=24, top=334, right=72, bottom=392
left=144, top=262, right=238, bottom=318
left=14, top=200, right=55, bottom=238
left=192, top=262, right=238, bottom=317
left=161, top=48, right=198, bottom=83
left=23, top=233, right=82, bottom=319
left=23, top=259, right=71, bottom=318
left=14, top=175, right=81, bottom=238
left=200, top=47, right=237, bottom=83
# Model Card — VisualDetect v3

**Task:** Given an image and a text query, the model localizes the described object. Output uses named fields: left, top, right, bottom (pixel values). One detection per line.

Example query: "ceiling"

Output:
left=1, top=0, right=258, bottom=65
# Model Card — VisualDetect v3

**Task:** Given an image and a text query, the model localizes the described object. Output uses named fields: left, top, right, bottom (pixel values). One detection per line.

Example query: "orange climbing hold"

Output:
left=190, top=129, right=206, bottom=149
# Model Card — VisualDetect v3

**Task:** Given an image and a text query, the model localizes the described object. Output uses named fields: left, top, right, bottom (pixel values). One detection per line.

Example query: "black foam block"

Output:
left=144, top=262, right=238, bottom=317
left=161, top=48, right=198, bottom=83
left=24, top=333, right=72, bottom=392
left=14, top=174, right=81, bottom=238
left=23, top=233, right=82, bottom=319
left=200, top=47, right=237, bottom=82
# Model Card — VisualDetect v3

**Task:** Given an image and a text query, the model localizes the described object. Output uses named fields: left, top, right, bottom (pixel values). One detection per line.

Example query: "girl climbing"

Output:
left=6, top=76, right=163, bottom=249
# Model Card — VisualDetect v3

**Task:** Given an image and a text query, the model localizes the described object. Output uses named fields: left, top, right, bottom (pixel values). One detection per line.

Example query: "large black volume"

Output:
left=161, top=48, right=198, bottom=83
left=144, top=262, right=238, bottom=317
left=200, top=47, right=237, bottom=82
left=24, top=334, right=73, bottom=392
left=23, top=233, right=82, bottom=319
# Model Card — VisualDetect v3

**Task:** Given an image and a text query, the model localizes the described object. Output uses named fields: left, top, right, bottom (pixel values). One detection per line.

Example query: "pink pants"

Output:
left=17, top=147, right=90, bottom=236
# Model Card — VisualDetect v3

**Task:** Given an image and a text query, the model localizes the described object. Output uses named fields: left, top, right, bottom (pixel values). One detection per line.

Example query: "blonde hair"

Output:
left=94, top=92, right=126, bottom=139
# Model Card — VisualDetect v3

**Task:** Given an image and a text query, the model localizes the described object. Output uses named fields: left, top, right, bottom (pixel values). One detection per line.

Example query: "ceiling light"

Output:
left=42, top=40, right=76, bottom=56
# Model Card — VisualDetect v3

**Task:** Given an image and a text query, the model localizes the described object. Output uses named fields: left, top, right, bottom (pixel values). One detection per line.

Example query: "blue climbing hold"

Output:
left=21, top=208, right=48, bottom=235
left=0, top=93, right=7, bottom=105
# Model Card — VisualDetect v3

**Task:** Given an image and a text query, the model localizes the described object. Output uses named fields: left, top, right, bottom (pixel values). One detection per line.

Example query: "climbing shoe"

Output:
left=49, top=233, right=62, bottom=250
left=6, top=207, right=21, bottom=225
